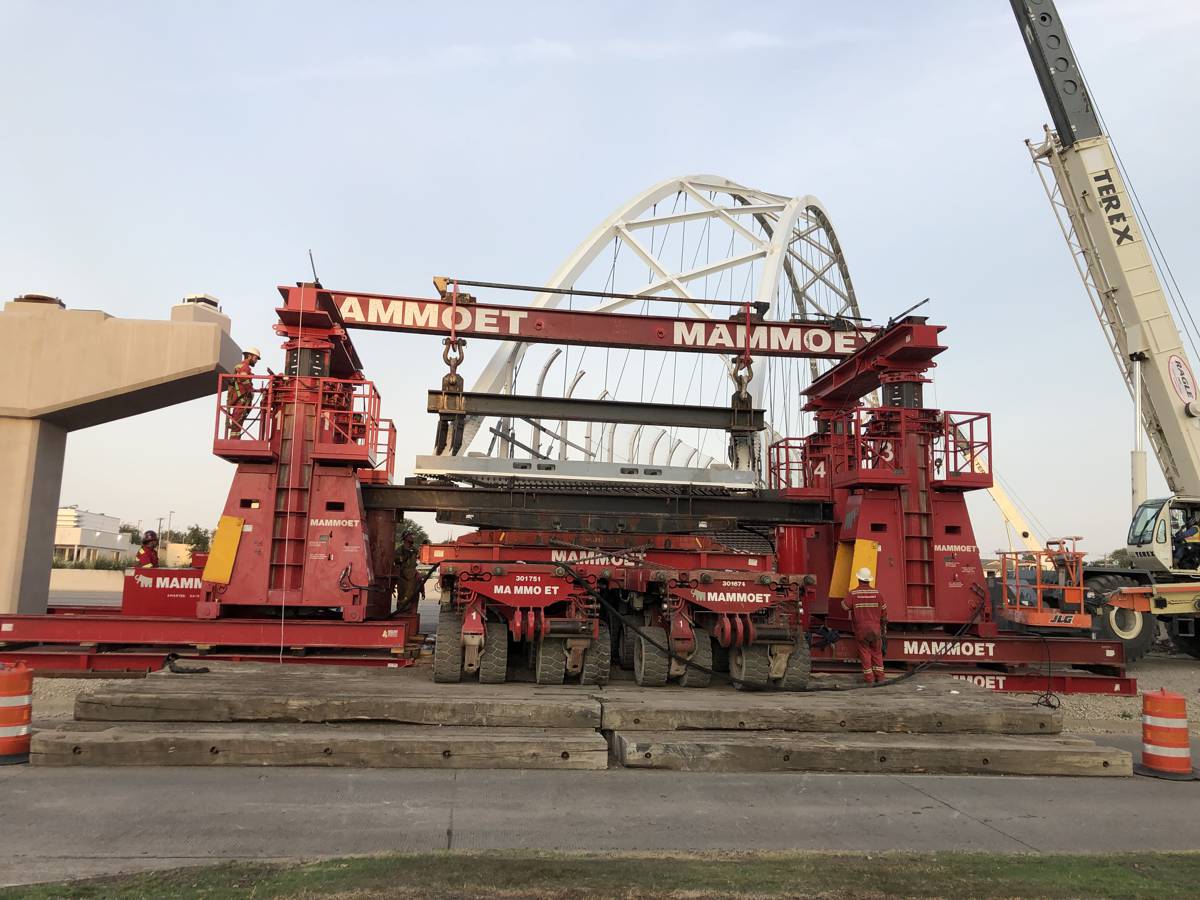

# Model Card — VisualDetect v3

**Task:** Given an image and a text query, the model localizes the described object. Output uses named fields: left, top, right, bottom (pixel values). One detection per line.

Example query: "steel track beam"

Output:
left=363, top=482, right=831, bottom=534
left=429, top=391, right=764, bottom=430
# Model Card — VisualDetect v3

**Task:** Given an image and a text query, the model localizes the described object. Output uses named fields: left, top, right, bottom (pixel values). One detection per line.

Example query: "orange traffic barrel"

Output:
left=0, top=662, right=32, bottom=765
left=1135, top=688, right=1199, bottom=780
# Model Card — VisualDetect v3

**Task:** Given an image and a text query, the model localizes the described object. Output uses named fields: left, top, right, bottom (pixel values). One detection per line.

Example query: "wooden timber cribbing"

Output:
left=33, top=722, right=608, bottom=770
left=609, top=731, right=1132, bottom=776
left=596, top=681, right=1063, bottom=735
left=27, top=662, right=1131, bottom=775
left=74, top=672, right=600, bottom=729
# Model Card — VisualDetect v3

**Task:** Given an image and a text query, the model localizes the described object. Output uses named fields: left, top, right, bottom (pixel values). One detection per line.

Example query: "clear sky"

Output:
left=3, top=0, right=1198, bottom=555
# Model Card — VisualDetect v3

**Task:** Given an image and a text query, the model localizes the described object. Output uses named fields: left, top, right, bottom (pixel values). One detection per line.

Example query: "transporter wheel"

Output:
left=581, top=622, right=612, bottom=686
left=478, top=621, right=509, bottom=684
left=534, top=637, right=567, bottom=685
left=778, top=639, right=812, bottom=691
left=730, top=644, right=771, bottom=691
left=618, top=620, right=637, bottom=670
left=678, top=628, right=713, bottom=689
left=633, top=626, right=670, bottom=687
left=1084, top=575, right=1155, bottom=664
left=1167, top=620, right=1200, bottom=659
left=433, top=605, right=464, bottom=683
left=711, top=640, right=730, bottom=673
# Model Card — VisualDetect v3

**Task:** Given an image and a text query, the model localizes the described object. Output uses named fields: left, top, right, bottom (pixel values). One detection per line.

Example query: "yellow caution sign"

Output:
left=202, top=515, right=245, bottom=585
left=830, top=539, right=879, bottom=597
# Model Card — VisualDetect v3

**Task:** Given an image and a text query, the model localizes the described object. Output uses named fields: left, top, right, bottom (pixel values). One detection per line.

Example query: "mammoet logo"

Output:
left=952, top=673, right=1007, bottom=690
left=696, top=590, right=775, bottom=605
left=1091, top=169, right=1137, bottom=246
left=155, top=576, right=201, bottom=590
left=549, top=549, right=646, bottom=567
left=672, top=321, right=859, bottom=356
left=902, top=639, right=996, bottom=658
left=310, top=518, right=359, bottom=528
left=933, top=544, right=978, bottom=553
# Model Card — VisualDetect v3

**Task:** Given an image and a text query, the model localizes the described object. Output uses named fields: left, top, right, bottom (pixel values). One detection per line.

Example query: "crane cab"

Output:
left=1127, top=497, right=1200, bottom=576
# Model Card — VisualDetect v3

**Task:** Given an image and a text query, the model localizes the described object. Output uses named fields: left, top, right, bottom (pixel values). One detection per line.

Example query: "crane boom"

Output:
left=1012, top=0, right=1200, bottom=503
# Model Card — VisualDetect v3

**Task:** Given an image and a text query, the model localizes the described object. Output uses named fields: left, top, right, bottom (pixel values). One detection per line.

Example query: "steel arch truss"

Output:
left=459, top=174, right=864, bottom=469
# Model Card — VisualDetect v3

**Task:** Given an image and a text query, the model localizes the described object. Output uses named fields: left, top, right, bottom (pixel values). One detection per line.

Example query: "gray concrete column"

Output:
left=0, top=293, right=242, bottom=616
left=0, top=418, right=67, bottom=614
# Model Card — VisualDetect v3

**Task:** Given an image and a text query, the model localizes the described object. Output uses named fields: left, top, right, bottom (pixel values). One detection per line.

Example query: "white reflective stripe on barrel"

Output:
left=0, top=724, right=31, bottom=738
left=1143, top=743, right=1191, bottom=758
left=0, top=695, right=31, bottom=708
left=1143, top=714, right=1189, bottom=728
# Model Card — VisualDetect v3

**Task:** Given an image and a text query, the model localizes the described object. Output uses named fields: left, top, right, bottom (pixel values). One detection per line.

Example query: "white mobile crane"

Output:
left=1011, top=0, right=1200, bottom=661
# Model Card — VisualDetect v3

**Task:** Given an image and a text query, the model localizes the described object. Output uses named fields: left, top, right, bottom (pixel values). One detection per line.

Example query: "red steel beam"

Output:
left=1, top=649, right=416, bottom=674
left=281, top=285, right=875, bottom=360
left=810, top=631, right=1125, bottom=667
left=804, top=319, right=946, bottom=408
left=0, top=614, right=416, bottom=651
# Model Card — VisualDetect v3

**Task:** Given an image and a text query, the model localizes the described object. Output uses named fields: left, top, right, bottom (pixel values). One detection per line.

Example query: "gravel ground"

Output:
left=1052, top=653, right=1200, bottom=736
left=31, top=676, right=138, bottom=722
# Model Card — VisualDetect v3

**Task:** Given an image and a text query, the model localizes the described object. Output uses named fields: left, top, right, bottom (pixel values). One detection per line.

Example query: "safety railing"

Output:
left=999, top=538, right=1091, bottom=629
left=833, top=408, right=907, bottom=488
left=931, top=411, right=992, bottom=490
left=767, top=437, right=831, bottom=497
left=213, top=374, right=275, bottom=461
left=313, top=378, right=382, bottom=467
left=359, top=418, right=397, bottom=484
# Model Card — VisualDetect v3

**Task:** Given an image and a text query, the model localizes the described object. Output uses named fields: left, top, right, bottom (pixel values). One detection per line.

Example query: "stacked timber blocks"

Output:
left=31, top=664, right=1132, bottom=776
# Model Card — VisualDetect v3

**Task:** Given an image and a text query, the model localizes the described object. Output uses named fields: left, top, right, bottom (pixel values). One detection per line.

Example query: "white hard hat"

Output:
left=244, top=347, right=262, bottom=358
left=856, top=567, right=873, bottom=582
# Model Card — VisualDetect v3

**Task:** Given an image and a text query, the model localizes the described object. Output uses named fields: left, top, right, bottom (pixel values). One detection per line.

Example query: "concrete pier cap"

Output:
left=0, top=292, right=243, bottom=614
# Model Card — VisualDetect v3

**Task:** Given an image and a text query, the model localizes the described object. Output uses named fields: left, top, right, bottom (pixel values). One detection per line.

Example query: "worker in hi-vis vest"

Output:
left=226, top=347, right=261, bottom=436
left=136, top=531, right=159, bottom=569
left=842, top=568, right=887, bottom=683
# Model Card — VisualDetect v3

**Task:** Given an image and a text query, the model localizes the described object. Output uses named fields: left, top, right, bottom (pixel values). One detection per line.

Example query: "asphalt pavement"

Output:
left=2, top=765, right=1198, bottom=887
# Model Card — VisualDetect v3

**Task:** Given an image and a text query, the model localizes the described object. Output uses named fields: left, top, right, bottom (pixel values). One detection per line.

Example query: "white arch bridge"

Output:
left=417, top=173, right=864, bottom=487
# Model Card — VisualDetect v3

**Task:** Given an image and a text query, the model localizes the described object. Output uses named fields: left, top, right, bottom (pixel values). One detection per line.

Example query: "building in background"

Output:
left=54, top=506, right=136, bottom=564
left=161, top=542, right=195, bottom=568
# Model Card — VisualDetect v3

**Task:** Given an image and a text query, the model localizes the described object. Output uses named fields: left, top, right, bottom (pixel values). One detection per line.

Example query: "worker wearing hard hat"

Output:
left=226, top=347, right=262, bottom=437
left=136, top=531, right=160, bottom=569
left=842, top=568, right=888, bottom=684
left=394, top=531, right=423, bottom=610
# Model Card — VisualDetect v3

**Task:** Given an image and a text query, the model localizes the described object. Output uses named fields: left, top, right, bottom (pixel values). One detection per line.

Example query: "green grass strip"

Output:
left=5, top=850, right=1200, bottom=899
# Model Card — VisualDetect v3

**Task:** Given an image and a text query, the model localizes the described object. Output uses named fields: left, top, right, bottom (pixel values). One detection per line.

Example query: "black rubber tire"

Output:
left=478, top=621, right=509, bottom=684
left=731, top=644, right=771, bottom=691
left=679, top=628, right=713, bottom=688
left=433, top=605, right=463, bottom=683
left=581, top=622, right=612, bottom=685
left=534, top=637, right=567, bottom=685
left=1085, top=574, right=1156, bottom=664
left=633, top=626, right=670, bottom=687
left=618, top=621, right=636, bottom=670
left=1168, top=620, right=1200, bottom=659
left=711, top=640, right=731, bottom=673
left=778, top=639, right=812, bottom=691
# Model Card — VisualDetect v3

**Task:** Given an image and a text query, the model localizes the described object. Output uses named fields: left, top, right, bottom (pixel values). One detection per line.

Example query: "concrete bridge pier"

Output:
left=0, top=294, right=242, bottom=615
